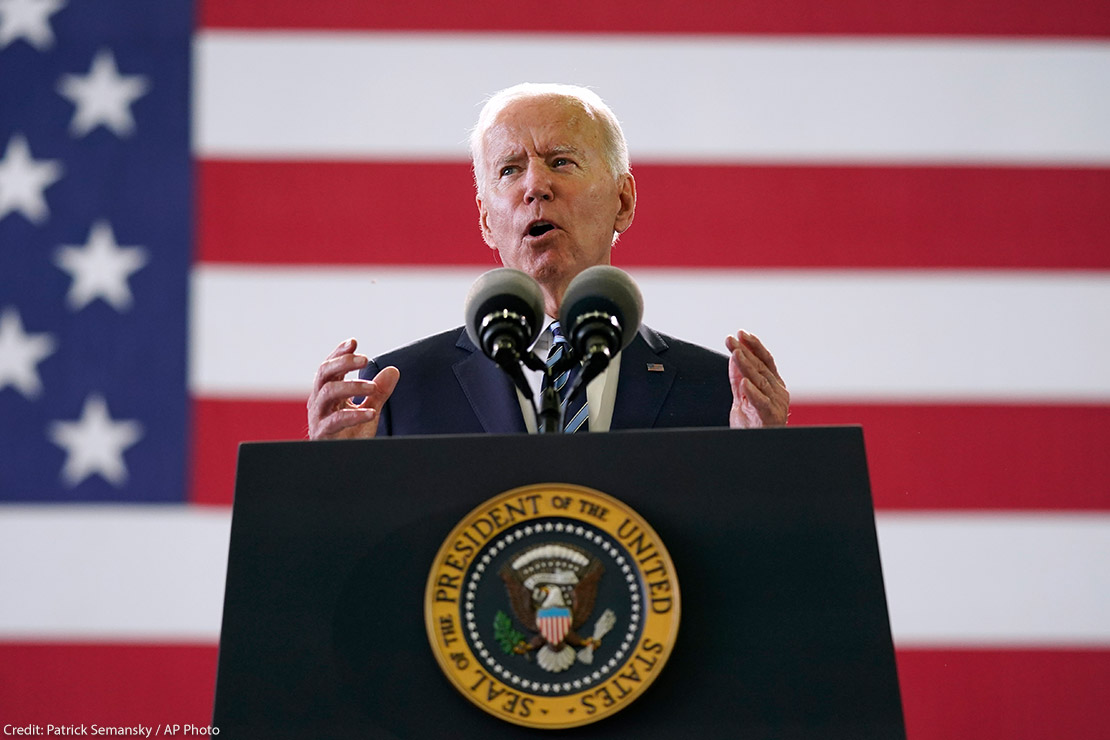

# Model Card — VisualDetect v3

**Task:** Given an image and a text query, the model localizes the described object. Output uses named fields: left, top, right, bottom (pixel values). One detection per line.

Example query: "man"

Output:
left=308, top=83, right=788, bottom=439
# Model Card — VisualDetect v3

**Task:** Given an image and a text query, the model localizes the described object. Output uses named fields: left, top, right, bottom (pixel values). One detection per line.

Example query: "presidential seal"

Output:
left=424, top=484, right=680, bottom=729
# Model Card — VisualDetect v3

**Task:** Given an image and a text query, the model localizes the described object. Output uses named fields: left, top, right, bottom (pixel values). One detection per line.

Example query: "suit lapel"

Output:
left=611, top=326, right=675, bottom=430
left=452, top=330, right=528, bottom=434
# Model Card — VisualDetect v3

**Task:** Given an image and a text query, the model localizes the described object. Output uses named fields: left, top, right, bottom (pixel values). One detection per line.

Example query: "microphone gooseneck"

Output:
left=464, top=268, right=544, bottom=399
left=558, top=265, right=644, bottom=396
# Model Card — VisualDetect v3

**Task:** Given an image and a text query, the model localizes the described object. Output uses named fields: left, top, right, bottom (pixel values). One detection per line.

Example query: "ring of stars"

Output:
left=463, top=520, right=642, bottom=696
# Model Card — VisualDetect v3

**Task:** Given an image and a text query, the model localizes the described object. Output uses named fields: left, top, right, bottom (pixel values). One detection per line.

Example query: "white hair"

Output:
left=469, top=83, right=631, bottom=195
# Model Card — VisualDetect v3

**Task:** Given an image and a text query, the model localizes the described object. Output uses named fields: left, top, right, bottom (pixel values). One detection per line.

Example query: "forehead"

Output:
left=481, top=96, right=603, bottom=160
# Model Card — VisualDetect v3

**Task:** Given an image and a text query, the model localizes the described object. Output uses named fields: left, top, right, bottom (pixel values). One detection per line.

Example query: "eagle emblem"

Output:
left=498, top=543, right=616, bottom=673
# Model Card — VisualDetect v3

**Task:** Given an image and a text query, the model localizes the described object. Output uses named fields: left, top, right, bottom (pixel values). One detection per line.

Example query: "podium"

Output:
left=213, top=427, right=905, bottom=738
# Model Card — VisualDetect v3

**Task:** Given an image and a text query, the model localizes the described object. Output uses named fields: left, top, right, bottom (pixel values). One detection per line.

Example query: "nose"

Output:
left=522, top=161, right=553, bottom=203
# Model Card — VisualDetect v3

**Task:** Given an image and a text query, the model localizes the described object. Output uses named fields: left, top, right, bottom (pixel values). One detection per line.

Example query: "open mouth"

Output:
left=526, top=221, right=556, bottom=238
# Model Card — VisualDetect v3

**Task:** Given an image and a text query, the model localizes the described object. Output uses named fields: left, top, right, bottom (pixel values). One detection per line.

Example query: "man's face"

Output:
left=475, top=96, right=635, bottom=312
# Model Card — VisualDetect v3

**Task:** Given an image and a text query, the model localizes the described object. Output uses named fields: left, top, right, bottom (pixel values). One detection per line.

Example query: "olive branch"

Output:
left=493, top=610, right=525, bottom=655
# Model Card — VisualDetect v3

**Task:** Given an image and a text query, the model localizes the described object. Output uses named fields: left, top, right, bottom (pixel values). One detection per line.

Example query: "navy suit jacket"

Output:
left=363, top=325, right=732, bottom=436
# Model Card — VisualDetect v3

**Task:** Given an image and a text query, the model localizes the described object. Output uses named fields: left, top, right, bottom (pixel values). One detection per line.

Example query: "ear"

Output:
left=476, top=193, right=496, bottom=249
left=613, top=172, right=637, bottom=234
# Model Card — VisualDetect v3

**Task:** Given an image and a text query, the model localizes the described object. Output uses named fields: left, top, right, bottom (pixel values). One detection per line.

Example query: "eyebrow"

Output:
left=492, top=144, right=583, bottom=169
left=546, top=145, right=580, bottom=157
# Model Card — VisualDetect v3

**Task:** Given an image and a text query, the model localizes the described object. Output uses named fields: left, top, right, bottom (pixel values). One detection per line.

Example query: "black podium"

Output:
left=214, top=427, right=905, bottom=739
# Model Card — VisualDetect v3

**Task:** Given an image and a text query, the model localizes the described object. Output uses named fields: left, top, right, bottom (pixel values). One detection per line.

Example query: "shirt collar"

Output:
left=529, top=314, right=559, bottom=355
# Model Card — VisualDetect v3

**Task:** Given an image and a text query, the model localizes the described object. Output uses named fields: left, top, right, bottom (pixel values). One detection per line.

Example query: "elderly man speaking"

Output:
left=308, top=83, right=789, bottom=440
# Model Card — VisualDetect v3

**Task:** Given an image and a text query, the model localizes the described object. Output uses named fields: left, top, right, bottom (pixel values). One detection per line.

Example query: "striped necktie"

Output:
left=544, top=322, right=589, bottom=433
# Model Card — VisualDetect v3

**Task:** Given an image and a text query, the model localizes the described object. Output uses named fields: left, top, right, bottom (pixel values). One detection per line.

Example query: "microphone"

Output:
left=558, top=265, right=643, bottom=390
left=464, top=268, right=545, bottom=398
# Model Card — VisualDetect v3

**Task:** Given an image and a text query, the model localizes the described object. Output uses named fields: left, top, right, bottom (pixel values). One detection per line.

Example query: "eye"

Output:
left=499, top=165, right=516, bottom=177
left=553, top=157, right=573, bottom=167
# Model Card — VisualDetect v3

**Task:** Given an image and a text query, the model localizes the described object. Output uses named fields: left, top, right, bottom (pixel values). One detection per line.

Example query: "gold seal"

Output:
left=424, top=483, right=680, bottom=729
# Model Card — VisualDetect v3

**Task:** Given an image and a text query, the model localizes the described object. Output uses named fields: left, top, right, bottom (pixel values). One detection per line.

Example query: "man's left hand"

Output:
left=726, top=330, right=789, bottom=428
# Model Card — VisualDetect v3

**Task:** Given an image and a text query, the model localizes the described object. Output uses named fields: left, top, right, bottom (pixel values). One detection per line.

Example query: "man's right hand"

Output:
left=307, top=338, right=400, bottom=440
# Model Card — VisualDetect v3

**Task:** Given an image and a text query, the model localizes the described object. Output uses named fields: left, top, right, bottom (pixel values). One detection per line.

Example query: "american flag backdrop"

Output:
left=1, top=1, right=1108, bottom=737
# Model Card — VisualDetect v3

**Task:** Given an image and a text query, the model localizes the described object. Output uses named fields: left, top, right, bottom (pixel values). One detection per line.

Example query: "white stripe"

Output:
left=878, top=513, right=1110, bottom=646
left=0, top=506, right=230, bottom=641
left=565, top=404, right=590, bottom=433
left=1, top=507, right=1106, bottom=644
left=189, top=265, right=1110, bottom=401
left=194, top=31, right=1110, bottom=164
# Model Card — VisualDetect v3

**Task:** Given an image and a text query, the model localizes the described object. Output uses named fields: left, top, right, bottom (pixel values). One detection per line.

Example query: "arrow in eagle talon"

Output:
left=577, top=609, right=617, bottom=664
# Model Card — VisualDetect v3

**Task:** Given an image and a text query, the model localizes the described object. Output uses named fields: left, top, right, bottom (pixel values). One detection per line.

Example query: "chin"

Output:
left=528, top=259, right=580, bottom=292
left=517, top=249, right=563, bottom=278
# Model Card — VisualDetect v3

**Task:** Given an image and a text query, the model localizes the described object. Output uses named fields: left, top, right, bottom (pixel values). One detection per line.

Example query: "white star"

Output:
left=0, top=0, right=65, bottom=51
left=54, top=220, right=148, bottom=311
left=49, top=393, right=143, bottom=487
left=0, top=306, right=56, bottom=399
left=0, top=133, right=63, bottom=224
left=56, top=48, right=150, bottom=138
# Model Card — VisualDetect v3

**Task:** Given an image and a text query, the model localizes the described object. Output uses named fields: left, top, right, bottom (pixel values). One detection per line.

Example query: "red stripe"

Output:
left=896, top=648, right=1110, bottom=740
left=198, top=160, right=1110, bottom=269
left=189, top=398, right=307, bottom=506
left=3, top=643, right=1104, bottom=739
left=791, top=403, right=1110, bottom=511
left=199, top=0, right=1110, bottom=37
left=191, top=398, right=1110, bottom=510
left=0, top=643, right=218, bottom=726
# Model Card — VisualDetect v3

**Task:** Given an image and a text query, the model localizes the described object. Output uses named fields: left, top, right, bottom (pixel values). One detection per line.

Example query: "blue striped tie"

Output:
left=544, top=322, right=589, bottom=433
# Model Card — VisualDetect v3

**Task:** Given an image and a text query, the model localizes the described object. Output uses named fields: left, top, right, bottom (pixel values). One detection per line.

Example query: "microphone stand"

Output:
left=521, top=352, right=569, bottom=434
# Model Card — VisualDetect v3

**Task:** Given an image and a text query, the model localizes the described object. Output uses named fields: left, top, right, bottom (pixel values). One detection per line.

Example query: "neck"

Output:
left=540, top=285, right=565, bottom=319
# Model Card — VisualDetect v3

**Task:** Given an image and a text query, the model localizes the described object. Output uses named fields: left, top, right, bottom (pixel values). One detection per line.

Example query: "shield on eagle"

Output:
left=536, top=605, right=572, bottom=646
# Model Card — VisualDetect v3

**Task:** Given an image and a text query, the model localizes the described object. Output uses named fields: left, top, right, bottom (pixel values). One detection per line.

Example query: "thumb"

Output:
left=366, top=365, right=401, bottom=406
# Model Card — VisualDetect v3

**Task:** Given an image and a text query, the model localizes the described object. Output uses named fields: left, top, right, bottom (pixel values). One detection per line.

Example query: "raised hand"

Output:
left=726, top=330, right=789, bottom=428
left=307, top=338, right=400, bottom=439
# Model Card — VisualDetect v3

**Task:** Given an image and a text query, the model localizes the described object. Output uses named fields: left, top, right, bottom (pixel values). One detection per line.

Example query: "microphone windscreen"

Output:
left=559, top=265, right=643, bottom=351
left=464, top=268, right=545, bottom=349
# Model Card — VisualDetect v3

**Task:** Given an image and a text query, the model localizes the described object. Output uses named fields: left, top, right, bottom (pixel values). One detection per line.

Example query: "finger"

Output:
left=315, top=379, right=376, bottom=408
left=352, top=366, right=400, bottom=414
left=364, top=365, right=400, bottom=407
left=313, top=347, right=369, bottom=393
left=740, top=376, right=772, bottom=409
left=743, top=371, right=790, bottom=426
left=734, top=347, right=786, bottom=404
left=726, top=333, right=750, bottom=385
left=318, top=338, right=360, bottom=372
left=739, top=330, right=783, bottom=381
left=741, top=373, right=789, bottom=426
left=307, top=380, right=375, bottom=430
left=731, top=341, right=779, bottom=391
left=313, top=406, right=378, bottom=438
left=327, top=337, right=358, bottom=360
